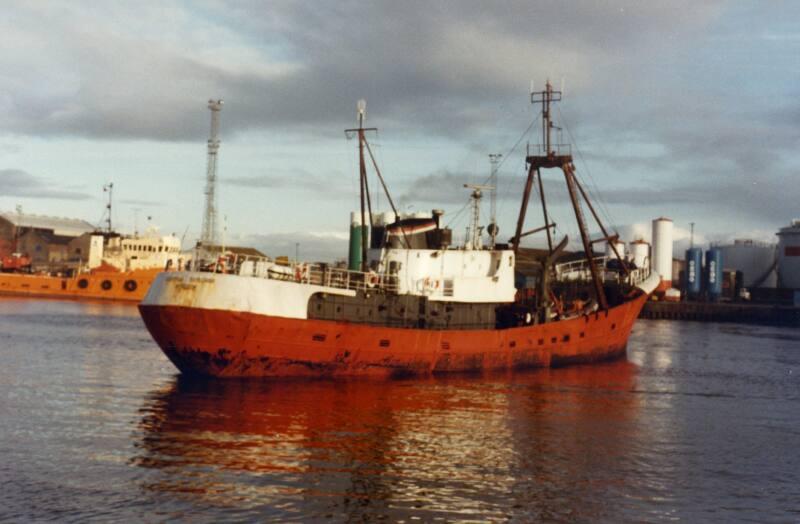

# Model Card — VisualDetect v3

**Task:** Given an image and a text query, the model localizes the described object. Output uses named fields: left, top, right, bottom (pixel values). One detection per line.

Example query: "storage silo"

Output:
left=630, top=239, right=650, bottom=270
left=705, top=247, right=723, bottom=301
left=652, top=217, right=673, bottom=289
left=718, top=239, right=777, bottom=288
left=777, top=220, right=800, bottom=289
left=685, top=247, right=703, bottom=298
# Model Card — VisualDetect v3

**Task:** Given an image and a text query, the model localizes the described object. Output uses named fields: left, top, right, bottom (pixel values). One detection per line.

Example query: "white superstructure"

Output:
left=100, top=227, right=184, bottom=271
left=372, top=248, right=516, bottom=303
left=652, top=217, right=673, bottom=284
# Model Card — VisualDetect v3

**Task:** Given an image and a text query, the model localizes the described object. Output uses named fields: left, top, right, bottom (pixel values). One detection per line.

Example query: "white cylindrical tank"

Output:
left=369, top=211, right=397, bottom=226
left=718, top=239, right=777, bottom=288
left=630, top=239, right=650, bottom=270
left=605, top=239, right=626, bottom=260
left=777, top=220, right=800, bottom=288
left=652, top=217, right=673, bottom=285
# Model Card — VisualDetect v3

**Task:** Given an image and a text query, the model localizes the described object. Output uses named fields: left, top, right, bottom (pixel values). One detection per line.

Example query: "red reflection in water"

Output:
left=134, top=362, right=640, bottom=520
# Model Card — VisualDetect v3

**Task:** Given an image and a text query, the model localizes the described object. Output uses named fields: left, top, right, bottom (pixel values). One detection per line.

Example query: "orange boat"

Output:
left=140, top=86, right=660, bottom=378
left=0, top=227, right=185, bottom=302
left=0, top=267, right=163, bottom=302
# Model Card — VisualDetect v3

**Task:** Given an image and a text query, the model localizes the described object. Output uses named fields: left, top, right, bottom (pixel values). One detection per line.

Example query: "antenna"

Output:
left=487, top=153, right=502, bottom=248
left=103, top=182, right=114, bottom=233
left=530, top=79, right=562, bottom=155
left=200, top=99, right=223, bottom=246
left=464, top=183, right=493, bottom=250
left=357, top=99, right=366, bottom=125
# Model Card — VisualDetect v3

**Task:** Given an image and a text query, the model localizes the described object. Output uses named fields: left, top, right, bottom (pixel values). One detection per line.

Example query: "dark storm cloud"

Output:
left=0, top=1, right=722, bottom=141
left=2, top=1, right=795, bottom=231
left=0, top=169, right=92, bottom=200
left=398, top=162, right=796, bottom=225
left=397, top=171, right=531, bottom=205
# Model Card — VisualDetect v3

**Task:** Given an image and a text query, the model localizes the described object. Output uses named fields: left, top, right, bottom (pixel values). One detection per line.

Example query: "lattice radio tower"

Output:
left=201, top=99, right=223, bottom=245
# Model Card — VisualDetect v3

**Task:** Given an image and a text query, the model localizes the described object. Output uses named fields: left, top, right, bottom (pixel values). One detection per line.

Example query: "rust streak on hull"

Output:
left=139, top=293, right=647, bottom=378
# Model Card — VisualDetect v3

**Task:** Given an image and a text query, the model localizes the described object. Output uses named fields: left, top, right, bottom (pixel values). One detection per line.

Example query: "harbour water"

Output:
left=1, top=298, right=798, bottom=522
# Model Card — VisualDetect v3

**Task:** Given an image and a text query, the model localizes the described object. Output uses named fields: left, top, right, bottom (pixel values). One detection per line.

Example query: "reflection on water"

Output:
left=1, top=299, right=799, bottom=522
left=133, top=363, right=642, bottom=521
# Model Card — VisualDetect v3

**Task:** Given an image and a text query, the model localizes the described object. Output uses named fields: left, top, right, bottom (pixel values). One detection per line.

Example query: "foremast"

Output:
left=345, top=100, right=407, bottom=271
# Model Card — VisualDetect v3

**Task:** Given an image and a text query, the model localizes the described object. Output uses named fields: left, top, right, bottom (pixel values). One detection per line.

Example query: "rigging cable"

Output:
left=445, top=110, right=540, bottom=234
left=556, top=105, right=619, bottom=235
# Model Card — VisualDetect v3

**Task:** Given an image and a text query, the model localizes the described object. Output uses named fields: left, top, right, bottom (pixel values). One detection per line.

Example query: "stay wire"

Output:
left=445, top=110, right=540, bottom=234
left=556, top=105, right=619, bottom=235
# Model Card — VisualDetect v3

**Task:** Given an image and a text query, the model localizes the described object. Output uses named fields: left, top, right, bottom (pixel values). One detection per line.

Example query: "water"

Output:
left=1, top=298, right=799, bottom=522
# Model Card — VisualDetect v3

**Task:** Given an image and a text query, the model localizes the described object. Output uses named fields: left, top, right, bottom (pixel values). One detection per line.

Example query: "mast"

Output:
left=347, top=100, right=375, bottom=272
left=201, top=99, right=223, bottom=246
left=346, top=100, right=404, bottom=270
left=516, top=80, right=609, bottom=310
left=487, top=153, right=501, bottom=248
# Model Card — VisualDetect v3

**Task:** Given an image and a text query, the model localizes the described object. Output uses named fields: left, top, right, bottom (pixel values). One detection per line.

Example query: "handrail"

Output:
left=527, top=143, right=572, bottom=157
left=191, top=249, right=648, bottom=295
left=555, top=255, right=651, bottom=287
left=190, top=250, right=399, bottom=294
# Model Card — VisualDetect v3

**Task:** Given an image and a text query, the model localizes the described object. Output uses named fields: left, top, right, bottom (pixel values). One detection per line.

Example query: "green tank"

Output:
left=349, top=212, right=367, bottom=271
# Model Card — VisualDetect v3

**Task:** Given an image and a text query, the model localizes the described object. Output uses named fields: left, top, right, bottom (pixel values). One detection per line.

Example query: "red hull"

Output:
left=139, top=292, right=648, bottom=378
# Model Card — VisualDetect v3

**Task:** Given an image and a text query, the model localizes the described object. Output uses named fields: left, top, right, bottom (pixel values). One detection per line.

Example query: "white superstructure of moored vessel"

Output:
left=97, top=227, right=184, bottom=272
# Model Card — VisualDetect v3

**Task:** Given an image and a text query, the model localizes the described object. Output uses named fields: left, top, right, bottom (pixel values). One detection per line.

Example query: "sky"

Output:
left=1, top=1, right=798, bottom=261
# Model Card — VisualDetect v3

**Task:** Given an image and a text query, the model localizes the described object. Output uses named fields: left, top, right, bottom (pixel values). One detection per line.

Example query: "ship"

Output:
left=139, top=85, right=660, bottom=378
left=0, top=187, right=185, bottom=302
left=0, top=228, right=185, bottom=302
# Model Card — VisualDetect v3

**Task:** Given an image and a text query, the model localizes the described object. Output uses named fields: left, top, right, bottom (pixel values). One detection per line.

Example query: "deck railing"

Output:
left=191, top=249, right=648, bottom=295
left=526, top=143, right=572, bottom=157
left=191, top=251, right=398, bottom=294
left=554, top=256, right=651, bottom=287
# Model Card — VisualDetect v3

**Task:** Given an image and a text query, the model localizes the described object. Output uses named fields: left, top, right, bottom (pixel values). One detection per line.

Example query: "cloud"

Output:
left=224, top=168, right=353, bottom=198
left=397, top=169, right=487, bottom=205
left=0, top=168, right=92, bottom=200
left=232, top=231, right=348, bottom=263
left=0, top=1, right=796, bottom=240
left=0, top=1, right=724, bottom=141
left=118, top=198, right=165, bottom=207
